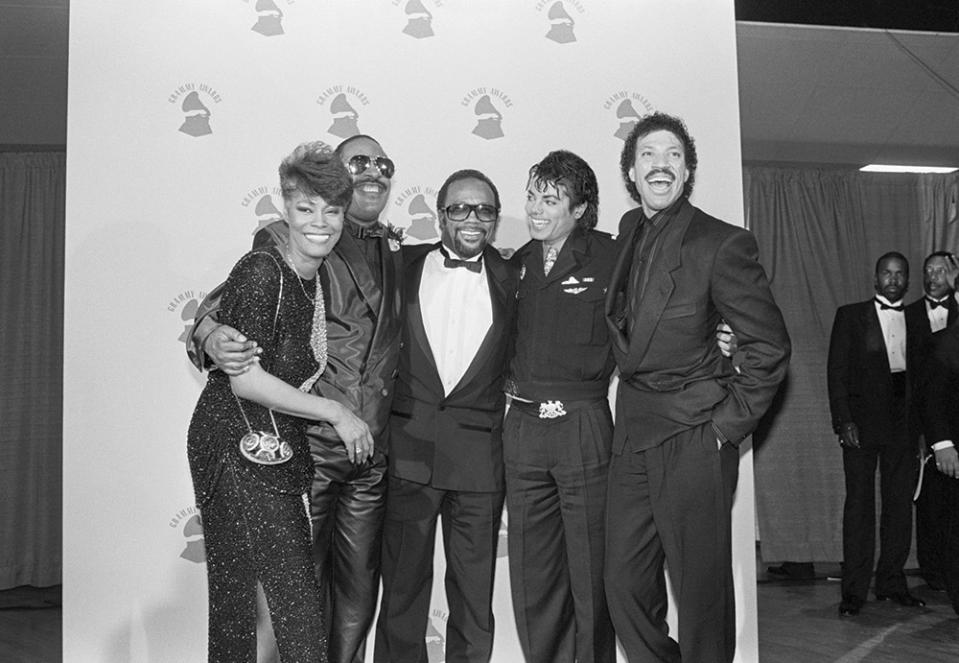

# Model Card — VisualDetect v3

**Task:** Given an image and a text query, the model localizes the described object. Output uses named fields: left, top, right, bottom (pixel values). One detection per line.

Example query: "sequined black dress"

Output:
left=188, top=246, right=328, bottom=663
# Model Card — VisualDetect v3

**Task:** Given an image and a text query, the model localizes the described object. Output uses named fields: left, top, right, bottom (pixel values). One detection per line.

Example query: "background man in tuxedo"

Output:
left=603, top=112, right=790, bottom=663
left=828, top=251, right=925, bottom=617
left=920, top=259, right=959, bottom=614
left=373, top=169, right=519, bottom=663
left=188, top=135, right=403, bottom=663
left=907, top=251, right=958, bottom=592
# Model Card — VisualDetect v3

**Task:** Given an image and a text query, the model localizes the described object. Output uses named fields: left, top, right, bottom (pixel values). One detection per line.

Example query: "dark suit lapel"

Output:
left=624, top=201, right=696, bottom=367
left=334, top=232, right=380, bottom=317
left=447, top=247, right=508, bottom=398
left=369, top=234, right=402, bottom=351
left=407, top=246, right=442, bottom=387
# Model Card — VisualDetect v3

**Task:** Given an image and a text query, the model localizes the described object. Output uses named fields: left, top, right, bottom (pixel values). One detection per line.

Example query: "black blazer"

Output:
left=604, top=200, right=790, bottom=448
left=389, top=243, right=519, bottom=492
left=923, top=321, right=959, bottom=446
left=827, top=299, right=915, bottom=447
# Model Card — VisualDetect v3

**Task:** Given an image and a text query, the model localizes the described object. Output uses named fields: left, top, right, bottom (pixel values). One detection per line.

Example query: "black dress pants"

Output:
left=605, top=423, right=739, bottom=663
left=375, top=476, right=505, bottom=663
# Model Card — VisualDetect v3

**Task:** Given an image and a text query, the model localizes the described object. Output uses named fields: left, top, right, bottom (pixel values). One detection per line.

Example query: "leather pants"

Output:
left=309, top=436, right=388, bottom=663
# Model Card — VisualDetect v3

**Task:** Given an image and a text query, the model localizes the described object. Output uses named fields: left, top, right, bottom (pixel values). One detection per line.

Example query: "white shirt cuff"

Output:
left=932, top=440, right=955, bottom=451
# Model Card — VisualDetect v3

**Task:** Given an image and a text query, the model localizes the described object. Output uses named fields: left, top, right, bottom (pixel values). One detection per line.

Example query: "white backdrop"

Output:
left=64, top=1, right=757, bottom=661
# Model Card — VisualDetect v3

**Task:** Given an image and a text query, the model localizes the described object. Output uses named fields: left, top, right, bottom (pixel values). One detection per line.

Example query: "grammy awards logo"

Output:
left=461, top=87, right=513, bottom=140
left=603, top=90, right=654, bottom=140
left=391, top=185, right=439, bottom=241
left=169, top=290, right=210, bottom=346
left=169, top=83, right=223, bottom=137
left=249, top=0, right=286, bottom=37
left=241, top=185, right=285, bottom=234
left=316, top=85, right=371, bottom=139
left=427, top=609, right=449, bottom=662
left=397, top=0, right=437, bottom=39
left=169, top=506, right=206, bottom=564
left=535, top=0, right=585, bottom=44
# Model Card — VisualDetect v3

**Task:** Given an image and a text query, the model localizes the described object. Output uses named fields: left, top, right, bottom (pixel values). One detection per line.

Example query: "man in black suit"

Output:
left=373, top=169, right=519, bottom=663
left=828, top=251, right=925, bottom=617
left=188, top=135, right=403, bottom=663
left=921, top=266, right=959, bottom=614
left=907, top=251, right=958, bottom=591
left=603, top=112, right=791, bottom=663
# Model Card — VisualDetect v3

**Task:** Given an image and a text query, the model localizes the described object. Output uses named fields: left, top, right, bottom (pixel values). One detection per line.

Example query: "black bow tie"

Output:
left=927, top=297, right=949, bottom=310
left=349, top=222, right=384, bottom=239
left=875, top=298, right=903, bottom=312
left=439, top=246, right=482, bottom=273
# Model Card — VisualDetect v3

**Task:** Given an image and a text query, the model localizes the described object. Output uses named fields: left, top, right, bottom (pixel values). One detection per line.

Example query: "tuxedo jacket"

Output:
left=389, top=243, right=519, bottom=493
left=188, top=220, right=404, bottom=452
left=827, top=298, right=917, bottom=447
left=922, top=321, right=959, bottom=446
left=604, top=200, right=790, bottom=449
left=906, top=294, right=957, bottom=438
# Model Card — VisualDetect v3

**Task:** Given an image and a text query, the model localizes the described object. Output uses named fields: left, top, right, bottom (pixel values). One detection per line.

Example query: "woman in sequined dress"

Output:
left=187, top=142, right=373, bottom=663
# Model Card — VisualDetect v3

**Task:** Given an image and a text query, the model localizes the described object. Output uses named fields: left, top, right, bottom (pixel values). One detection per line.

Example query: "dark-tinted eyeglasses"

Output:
left=442, top=203, right=499, bottom=222
left=346, top=154, right=395, bottom=178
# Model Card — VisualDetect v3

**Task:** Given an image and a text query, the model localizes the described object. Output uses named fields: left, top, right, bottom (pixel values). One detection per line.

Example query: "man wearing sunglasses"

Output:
left=374, top=169, right=520, bottom=663
left=187, top=135, right=403, bottom=663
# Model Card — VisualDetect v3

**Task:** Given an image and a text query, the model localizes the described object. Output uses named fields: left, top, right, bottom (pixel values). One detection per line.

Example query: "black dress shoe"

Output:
left=839, top=597, right=862, bottom=617
left=875, top=591, right=926, bottom=607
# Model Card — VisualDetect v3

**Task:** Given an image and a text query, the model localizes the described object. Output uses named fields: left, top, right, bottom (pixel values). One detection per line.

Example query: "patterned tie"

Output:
left=543, top=246, right=558, bottom=276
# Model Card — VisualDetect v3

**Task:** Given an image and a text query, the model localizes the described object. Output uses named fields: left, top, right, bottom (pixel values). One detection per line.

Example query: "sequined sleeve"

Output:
left=219, top=250, right=284, bottom=366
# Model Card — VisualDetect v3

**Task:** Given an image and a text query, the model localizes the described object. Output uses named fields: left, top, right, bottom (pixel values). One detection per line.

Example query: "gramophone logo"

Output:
left=462, top=87, right=513, bottom=140
left=604, top=90, right=654, bottom=141
left=169, top=290, right=209, bottom=346
left=539, top=0, right=584, bottom=44
left=169, top=83, right=222, bottom=137
left=391, top=185, right=439, bottom=241
left=317, top=85, right=371, bottom=139
left=398, top=0, right=436, bottom=39
left=241, top=185, right=285, bottom=234
left=426, top=609, right=448, bottom=662
left=250, top=0, right=286, bottom=37
left=170, top=506, right=206, bottom=564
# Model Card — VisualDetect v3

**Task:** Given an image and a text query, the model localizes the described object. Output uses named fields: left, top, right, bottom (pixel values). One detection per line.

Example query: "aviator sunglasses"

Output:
left=346, top=154, right=396, bottom=178
left=442, top=203, right=499, bottom=222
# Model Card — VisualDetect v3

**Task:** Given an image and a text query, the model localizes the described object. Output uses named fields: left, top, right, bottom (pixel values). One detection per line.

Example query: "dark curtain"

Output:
left=745, top=166, right=922, bottom=562
left=0, top=152, right=64, bottom=587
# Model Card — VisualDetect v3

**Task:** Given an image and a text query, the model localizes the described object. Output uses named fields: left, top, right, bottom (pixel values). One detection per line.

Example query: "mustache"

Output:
left=645, top=167, right=676, bottom=181
left=353, top=175, right=387, bottom=188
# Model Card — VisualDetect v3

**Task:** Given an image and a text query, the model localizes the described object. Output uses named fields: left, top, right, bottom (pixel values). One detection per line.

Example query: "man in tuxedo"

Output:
left=907, top=251, right=958, bottom=591
left=373, top=169, right=519, bottom=663
left=603, top=112, right=790, bottom=663
left=188, top=135, right=403, bottom=663
left=921, top=267, right=959, bottom=614
left=828, top=251, right=925, bottom=617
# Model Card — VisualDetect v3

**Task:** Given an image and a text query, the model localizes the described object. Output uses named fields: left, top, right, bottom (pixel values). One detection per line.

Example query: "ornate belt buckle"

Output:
left=538, top=400, right=567, bottom=419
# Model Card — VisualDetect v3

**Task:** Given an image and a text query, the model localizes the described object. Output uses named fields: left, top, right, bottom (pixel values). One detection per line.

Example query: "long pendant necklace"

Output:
left=284, top=249, right=328, bottom=390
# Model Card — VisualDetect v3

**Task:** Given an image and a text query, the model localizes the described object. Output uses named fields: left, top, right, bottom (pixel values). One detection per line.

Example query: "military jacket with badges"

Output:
left=508, top=226, right=618, bottom=401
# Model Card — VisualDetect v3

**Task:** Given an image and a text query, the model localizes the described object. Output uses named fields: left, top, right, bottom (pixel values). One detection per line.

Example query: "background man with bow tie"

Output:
left=188, top=134, right=403, bottom=663
left=828, top=251, right=926, bottom=617
left=373, top=169, right=519, bottom=663
left=907, top=251, right=959, bottom=592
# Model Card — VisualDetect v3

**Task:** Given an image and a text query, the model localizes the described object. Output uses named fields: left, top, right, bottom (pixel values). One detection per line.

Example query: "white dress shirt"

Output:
left=420, top=246, right=493, bottom=396
left=874, top=295, right=906, bottom=373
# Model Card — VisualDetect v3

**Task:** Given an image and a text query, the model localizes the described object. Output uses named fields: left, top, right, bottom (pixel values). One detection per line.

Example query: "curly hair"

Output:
left=527, top=149, right=599, bottom=231
left=279, top=141, right=353, bottom=208
left=619, top=111, right=697, bottom=205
